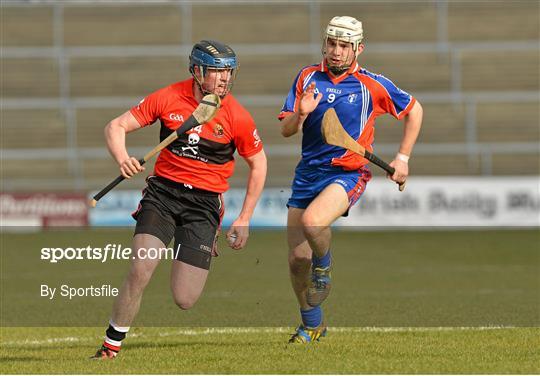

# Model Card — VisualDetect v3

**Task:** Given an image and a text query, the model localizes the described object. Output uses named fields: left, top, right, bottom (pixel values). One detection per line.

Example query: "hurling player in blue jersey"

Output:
left=279, top=16, right=423, bottom=343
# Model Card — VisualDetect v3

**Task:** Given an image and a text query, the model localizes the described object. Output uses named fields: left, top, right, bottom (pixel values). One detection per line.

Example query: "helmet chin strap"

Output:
left=324, top=46, right=356, bottom=76
left=328, top=65, right=350, bottom=76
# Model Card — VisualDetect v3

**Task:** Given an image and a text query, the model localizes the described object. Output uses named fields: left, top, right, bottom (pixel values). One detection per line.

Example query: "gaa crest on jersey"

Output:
left=213, top=124, right=224, bottom=138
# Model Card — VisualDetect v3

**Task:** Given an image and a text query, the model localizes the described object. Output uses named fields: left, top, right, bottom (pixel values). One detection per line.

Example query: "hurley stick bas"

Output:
left=91, top=93, right=221, bottom=207
left=321, top=108, right=405, bottom=191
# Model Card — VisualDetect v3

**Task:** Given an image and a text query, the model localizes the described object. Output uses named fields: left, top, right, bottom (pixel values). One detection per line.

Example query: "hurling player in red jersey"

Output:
left=279, top=17, right=423, bottom=343
left=92, top=40, right=267, bottom=359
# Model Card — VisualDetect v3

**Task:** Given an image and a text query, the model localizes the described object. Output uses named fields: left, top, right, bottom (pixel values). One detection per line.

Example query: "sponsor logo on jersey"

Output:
left=326, top=88, right=342, bottom=94
left=253, top=129, right=261, bottom=147
left=181, top=133, right=200, bottom=155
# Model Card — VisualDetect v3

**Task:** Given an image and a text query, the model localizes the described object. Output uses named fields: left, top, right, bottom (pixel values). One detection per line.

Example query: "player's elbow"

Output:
left=410, top=101, right=423, bottom=120
left=246, top=150, right=268, bottom=174
left=258, top=151, right=268, bottom=172
left=104, top=118, right=124, bottom=139
left=280, top=125, right=294, bottom=138
left=280, top=116, right=299, bottom=138
left=104, top=121, right=115, bottom=143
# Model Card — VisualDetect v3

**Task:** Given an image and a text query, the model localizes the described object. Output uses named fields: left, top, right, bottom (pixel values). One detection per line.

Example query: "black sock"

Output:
left=103, top=320, right=129, bottom=353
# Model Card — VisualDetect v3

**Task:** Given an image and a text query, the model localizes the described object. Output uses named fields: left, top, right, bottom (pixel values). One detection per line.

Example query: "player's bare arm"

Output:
left=227, top=149, right=267, bottom=250
left=280, top=82, right=323, bottom=137
left=389, top=101, right=423, bottom=184
left=104, top=111, right=145, bottom=179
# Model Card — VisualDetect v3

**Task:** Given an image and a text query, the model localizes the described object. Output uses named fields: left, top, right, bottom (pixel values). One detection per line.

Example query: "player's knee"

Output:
left=300, top=212, right=325, bottom=237
left=288, top=253, right=311, bottom=275
left=126, top=268, right=153, bottom=290
left=301, top=219, right=326, bottom=240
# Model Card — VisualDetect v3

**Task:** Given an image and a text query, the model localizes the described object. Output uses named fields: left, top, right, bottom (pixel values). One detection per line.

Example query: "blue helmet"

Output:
left=189, top=40, right=238, bottom=96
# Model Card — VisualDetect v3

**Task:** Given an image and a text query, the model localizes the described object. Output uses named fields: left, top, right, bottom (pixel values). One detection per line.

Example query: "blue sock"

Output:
left=300, top=306, right=323, bottom=328
left=312, top=250, right=331, bottom=269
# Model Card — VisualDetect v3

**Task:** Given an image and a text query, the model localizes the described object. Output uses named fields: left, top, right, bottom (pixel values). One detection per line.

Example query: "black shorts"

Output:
left=132, top=176, right=224, bottom=270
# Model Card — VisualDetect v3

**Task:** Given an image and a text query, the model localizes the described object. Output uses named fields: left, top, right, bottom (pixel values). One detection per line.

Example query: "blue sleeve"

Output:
left=278, top=71, right=302, bottom=119
left=375, top=74, right=415, bottom=119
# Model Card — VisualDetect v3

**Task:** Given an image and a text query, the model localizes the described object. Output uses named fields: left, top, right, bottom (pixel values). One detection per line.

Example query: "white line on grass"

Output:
left=1, top=326, right=516, bottom=347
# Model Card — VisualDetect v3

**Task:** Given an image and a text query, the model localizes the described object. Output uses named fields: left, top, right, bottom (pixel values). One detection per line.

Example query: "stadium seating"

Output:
left=75, top=108, right=156, bottom=147
left=2, top=58, right=59, bottom=97
left=476, top=103, right=539, bottom=142
left=233, top=54, right=315, bottom=95
left=1, top=159, right=70, bottom=187
left=320, top=3, right=438, bottom=43
left=361, top=52, right=452, bottom=92
left=192, top=4, right=311, bottom=44
left=491, top=154, right=540, bottom=175
left=461, top=51, right=539, bottom=91
left=70, top=57, right=183, bottom=97
left=63, top=6, right=183, bottom=46
left=1, top=1, right=538, bottom=191
left=2, top=109, right=67, bottom=148
left=81, top=158, right=156, bottom=190
left=231, top=154, right=301, bottom=187
left=447, top=2, right=539, bottom=41
left=1, top=6, right=54, bottom=46
left=373, top=103, right=467, bottom=143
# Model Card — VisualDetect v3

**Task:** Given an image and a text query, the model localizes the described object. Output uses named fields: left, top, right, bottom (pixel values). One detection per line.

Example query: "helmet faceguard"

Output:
left=322, top=16, right=364, bottom=75
left=189, top=40, right=238, bottom=97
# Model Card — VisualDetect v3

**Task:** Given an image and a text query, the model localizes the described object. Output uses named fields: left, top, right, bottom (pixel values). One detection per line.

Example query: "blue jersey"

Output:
left=279, top=61, right=415, bottom=171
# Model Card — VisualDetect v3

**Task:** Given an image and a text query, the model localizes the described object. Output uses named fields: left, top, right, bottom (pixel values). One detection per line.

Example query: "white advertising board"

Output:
left=340, top=177, right=539, bottom=227
left=89, top=177, right=539, bottom=228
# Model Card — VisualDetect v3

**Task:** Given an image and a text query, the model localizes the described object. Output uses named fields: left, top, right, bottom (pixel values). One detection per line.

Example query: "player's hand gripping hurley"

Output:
left=91, top=94, right=221, bottom=207
left=322, top=108, right=405, bottom=191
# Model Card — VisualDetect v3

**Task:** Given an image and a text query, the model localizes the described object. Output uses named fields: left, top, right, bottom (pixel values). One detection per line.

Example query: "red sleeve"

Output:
left=233, top=107, right=263, bottom=158
left=278, top=111, right=294, bottom=121
left=129, top=88, right=167, bottom=127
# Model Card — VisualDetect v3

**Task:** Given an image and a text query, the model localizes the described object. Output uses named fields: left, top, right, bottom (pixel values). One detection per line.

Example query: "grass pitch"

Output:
left=1, top=228, right=539, bottom=373
left=1, top=327, right=539, bottom=374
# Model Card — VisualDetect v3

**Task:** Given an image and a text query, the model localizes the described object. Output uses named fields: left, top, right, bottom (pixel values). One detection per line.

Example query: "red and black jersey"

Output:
left=130, top=78, right=263, bottom=193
